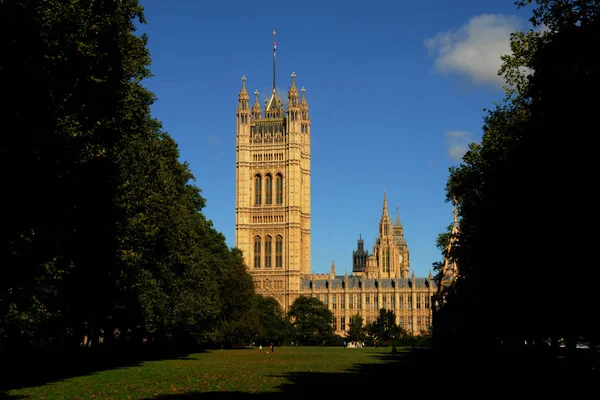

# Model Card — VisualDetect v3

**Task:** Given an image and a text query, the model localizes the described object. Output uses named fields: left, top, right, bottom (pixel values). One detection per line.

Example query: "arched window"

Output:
left=254, top=175, right=262, bottom=206
left=265, top=235, right=272, bottom=269
left=254, top=236, right=261, bottom=269
left=276, top=174, right=283, bottom=204
left=275, top=235, right=283, bottom=268
left=265, top=174, right=272, bottom=205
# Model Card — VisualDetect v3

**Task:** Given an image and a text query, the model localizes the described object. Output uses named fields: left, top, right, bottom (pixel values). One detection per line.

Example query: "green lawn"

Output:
left=2, top=346, right=418, bottom=399
left=4, top=345, right=595, bottom=399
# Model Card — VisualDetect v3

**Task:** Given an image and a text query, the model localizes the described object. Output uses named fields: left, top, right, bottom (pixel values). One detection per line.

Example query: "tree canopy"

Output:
left=436, top=0, right=599, bottom=348
left=0, top=0, right=259, bottom=350
left=287, top=296, right=335, bottom=345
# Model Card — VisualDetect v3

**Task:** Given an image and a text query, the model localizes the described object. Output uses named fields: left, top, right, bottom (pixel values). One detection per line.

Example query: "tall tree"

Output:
left=287, top=296, right=334, bottom=346
left=439, top=0, right=599, bottom=348
left=0, top=0, right=254, bottom=350
left=346, top=314, right=366, bottom=344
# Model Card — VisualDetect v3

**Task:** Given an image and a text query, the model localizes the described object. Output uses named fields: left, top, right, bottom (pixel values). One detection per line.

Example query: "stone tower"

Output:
left=235, top=31, right=311, bottom=311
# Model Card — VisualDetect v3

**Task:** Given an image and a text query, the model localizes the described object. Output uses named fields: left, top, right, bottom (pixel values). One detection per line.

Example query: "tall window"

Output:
left=416, top=295, right=422, bottom=309
left=275, top=235, right=283, bottom=268
left=253, top=236, right=261, bottom=269
left=385, top=249, right=390, bottom=273
left=265, top=175, right=272, bottom=205
left=254, top=175, right=262, bottom=205
left=340, top=316, right=346, bottom=331
left=425, top=295, right=431, bottom=309
left=265, top=236, right=272, bottom=269
left=275, top=174, right=283, bottom=204
left=408, top=295, right=413, bottom=310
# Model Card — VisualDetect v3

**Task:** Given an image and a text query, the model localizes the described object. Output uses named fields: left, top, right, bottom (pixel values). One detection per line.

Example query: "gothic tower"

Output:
left=235, top=31, right=311, bottom=311
left=363, top=190, right=410, bottom=278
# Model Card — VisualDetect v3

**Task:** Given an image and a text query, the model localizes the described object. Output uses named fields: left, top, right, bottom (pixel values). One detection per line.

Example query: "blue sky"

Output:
left=137, top=0, right=533, bottom=277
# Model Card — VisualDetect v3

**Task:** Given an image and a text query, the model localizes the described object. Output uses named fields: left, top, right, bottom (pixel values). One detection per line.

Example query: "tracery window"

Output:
left=253, top=236, right=261, bottom=269
left=254, top=175, right=262, bottom=205
left=265, top=236, right=272, bottom=269
left=276, top=174, right=283, bottom=204
left=265, top=174, right=272, bottom=205
left=275, top=235, right=283, bottom=268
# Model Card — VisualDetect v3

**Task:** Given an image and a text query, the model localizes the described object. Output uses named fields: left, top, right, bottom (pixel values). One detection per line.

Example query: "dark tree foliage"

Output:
left=368, top=309, right=404, bottom=344
left=437, top=0, right=599, bottom=350
left=346, top=314, right=366, bottom=344
left=0, top=0, right=257, bottom=350
left=287, top=296, right=334, bottom=345
left=251, top=295, right=290, bottom=346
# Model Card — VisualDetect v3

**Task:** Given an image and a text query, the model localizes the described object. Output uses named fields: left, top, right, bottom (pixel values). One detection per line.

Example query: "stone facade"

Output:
left=235, top=36, right=435, bottom=335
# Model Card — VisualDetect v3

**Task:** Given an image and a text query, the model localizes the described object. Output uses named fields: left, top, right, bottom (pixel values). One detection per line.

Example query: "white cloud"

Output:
left=425, top=14, right=526, bottom=87
left=444, top=130, right=477, bottom=161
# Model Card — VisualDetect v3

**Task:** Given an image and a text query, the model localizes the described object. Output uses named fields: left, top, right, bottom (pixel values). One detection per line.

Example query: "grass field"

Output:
left=1, top=346, right=421, bottom=399
left=1, top=344, right=597, bottom=399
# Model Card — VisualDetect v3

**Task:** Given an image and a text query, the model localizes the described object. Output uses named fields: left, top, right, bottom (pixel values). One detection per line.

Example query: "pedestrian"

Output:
left=270, top=342, right=275, bottom=352
left=259, top=344, right=263, bottom=352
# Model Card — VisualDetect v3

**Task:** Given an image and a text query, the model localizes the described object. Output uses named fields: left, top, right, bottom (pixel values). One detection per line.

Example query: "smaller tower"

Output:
left=393, top=203, right=409, bottom=277
left=437, top=198, right=460, bottom=304
left=353, top=234, right=368, bottom=275
left=237, top=75, right=250, bottom=127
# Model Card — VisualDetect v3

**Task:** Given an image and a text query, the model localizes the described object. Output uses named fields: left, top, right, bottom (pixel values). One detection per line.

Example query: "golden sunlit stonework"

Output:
left=235, top=34, right=436, bottom=335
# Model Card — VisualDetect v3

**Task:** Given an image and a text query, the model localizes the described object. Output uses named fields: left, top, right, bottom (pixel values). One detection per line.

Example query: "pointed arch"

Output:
left=275, top=173, right=283, bottom=204
left=253, top=235, right=261, bottom=269
left=265, top=235, right=272, bottom=269
left=265, top=174, right=273, bottom=205
left=275, top=234, right=283, bottom=268
left=254, top=174, right=262, bottom=206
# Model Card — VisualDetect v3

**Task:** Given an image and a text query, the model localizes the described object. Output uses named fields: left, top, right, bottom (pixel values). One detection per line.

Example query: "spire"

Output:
left=288, top=72, right=299, bottom=106
left=394, top=203, right=402, bottom=227
left=439, top=197, right=460, bottom=293
left=301, top=87, right=307, bottom=105
left=382, top=188, right=389, bottom=216
left=238, top=75, right=249, bottom=100
left=237, top=75, right=249, bottom=114
left=452, top=196, right=459, bottom=227
left=252, top=89, right=262, bottom=119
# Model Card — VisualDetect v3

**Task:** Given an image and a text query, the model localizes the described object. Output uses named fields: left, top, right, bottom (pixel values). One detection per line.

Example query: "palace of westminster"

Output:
left=235, top=33, right=442, bottom=336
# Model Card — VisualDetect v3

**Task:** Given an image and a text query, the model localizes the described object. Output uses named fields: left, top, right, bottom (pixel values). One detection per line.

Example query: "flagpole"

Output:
left=272, top=30, right=276, bottom=92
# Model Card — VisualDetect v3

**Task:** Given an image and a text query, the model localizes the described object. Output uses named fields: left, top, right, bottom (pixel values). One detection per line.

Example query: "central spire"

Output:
left=272, top=30, right=276, bottom=92
left=382, top=188, right=388, bottom=216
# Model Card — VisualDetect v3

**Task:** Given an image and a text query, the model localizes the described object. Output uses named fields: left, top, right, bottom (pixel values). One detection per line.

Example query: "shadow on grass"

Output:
left=0, top=344, right=211, bottom=398
left=147, top=347, right=598, bottom=399
left=1, top=347, right=597, bottom=399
